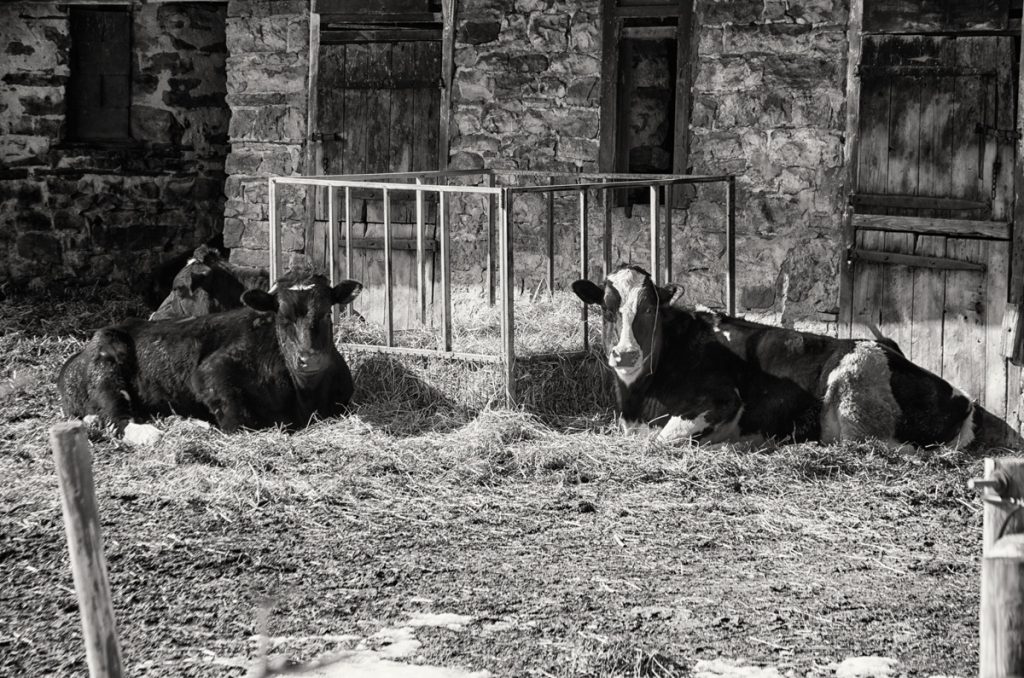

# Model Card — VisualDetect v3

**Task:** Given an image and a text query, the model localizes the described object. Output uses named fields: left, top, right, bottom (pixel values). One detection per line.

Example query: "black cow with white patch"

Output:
left=149, top=245, right=270, bottom=320
left=572, top=265, right=976, bottom=448
left=59, top=274, right=361, bottom=443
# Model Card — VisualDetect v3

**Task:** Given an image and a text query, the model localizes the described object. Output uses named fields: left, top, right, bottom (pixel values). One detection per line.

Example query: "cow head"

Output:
left=149, top=246, right=248, bottom=320
left=241, top=275, right=362, bottom=377
left=572, top=265, right=677, bottom=386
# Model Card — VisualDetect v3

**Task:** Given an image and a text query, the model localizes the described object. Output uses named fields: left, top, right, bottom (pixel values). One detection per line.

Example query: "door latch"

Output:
left=975, top=123, right=1021, bottom=144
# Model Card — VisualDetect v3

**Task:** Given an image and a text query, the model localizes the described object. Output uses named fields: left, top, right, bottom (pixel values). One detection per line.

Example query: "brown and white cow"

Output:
left=572, top=265, right=976, bottom=448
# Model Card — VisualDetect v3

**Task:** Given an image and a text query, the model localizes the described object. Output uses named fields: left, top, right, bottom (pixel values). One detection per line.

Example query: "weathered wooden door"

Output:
left=311, top=37, right=442, bottom=328
left=847, top=33, right=1017, bottom=418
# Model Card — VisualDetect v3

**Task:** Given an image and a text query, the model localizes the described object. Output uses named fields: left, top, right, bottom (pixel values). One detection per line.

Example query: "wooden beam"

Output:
left=598, top=0, right=620, bottom=173
left=1010, top=15, right=1024, bottom=305
left=839, top=0, right=864, bottom=338
left=852, top=214, right=1011, bottom=240
left=672, top=0, right=694, bottom=188
left=321, top=28, right=442, bottom=43
left=320, top=12, right=441, bottom=24
left=851, top=193, right=989, bottom=212
left=302, top=11, right=322, bottom=269
left=438, top=0, right=456, bottom=172
left=331, top=236, right=438, bottom=251
left=849, top=247, right=987, bottom=272
left=621, top=26, right=676, bottom=39
left=50, top=422, right=124, bottom=678
left=614, top=5, right=686, bottom=17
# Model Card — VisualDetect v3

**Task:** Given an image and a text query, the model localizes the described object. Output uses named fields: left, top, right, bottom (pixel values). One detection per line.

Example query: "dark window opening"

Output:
left=617, top=35, right=677, bottom=205
left=599, top=1, right=693, bottom=210
left=66, top=6, right=132, bottom=142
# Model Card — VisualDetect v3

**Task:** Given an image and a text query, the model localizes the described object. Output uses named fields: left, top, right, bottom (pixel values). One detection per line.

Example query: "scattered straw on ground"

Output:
left=0, top=287, right=999, bottom=677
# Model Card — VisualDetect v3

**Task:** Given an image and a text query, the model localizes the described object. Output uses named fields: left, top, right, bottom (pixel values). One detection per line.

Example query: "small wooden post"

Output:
left=974, top=458, right=1024, bottom=554
left=980, top=534, right=1024, bottom=678
left=49, top=422, right=124, bottom=678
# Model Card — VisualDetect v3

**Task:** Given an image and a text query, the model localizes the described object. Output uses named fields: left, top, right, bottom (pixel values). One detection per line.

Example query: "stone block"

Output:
left=694, top=56, right=764, bottom=92
left=565, top=77, right=599, bottom=105
left=458, top=19, right=502, bottom=45
left=569, top=14, right=600, bottom=51
left=226, top=53, right=308, bottom=97
left=450, top=151, right=485, bottom=170
left=527, top=14, right=568, bottom=51
left=509, top=53, right=549, bottom=73
left=227, top=0, right=307, bottom=18
left=548, top=53, right=600, bottom=78
left=17, top=231, right=61, bottom=262
left=701, top=0, right=764, bottom=26
left=223, top=216, right=245, bottom=247
left=556, top=136, right=598, bottom=163
left=454, top=69, right=493, bottom=102
left=230, top=246, right=270, bottom=268
left=228, top=105, right=305, bottom=142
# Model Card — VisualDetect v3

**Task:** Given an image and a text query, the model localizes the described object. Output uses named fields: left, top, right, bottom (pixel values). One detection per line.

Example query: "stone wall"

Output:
left=0, top=1, right=229, bottom=289
left=443, top=0, right=849, bottom=321
left=222, top=0, right=310, bottom=270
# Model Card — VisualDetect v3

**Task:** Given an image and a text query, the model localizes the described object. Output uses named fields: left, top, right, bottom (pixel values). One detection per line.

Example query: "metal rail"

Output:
left=267, top=170, right=737, bottom=405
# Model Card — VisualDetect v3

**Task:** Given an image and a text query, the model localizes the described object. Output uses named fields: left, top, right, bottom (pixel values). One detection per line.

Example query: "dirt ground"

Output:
left=0, top=289, right=1002, bottom=677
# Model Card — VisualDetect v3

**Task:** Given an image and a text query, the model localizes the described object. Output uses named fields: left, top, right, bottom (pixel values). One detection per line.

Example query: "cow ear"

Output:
left=241, top=289, right=279, bottom=313
left=658, top=283, right=685, bottom=307
left=571, top=280, right=605, bottom=307
left=331, top=280, right=362, bottom=306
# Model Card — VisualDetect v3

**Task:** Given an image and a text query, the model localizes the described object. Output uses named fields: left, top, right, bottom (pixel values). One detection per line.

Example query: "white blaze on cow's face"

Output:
left=604, top=268, right=657, bottom=386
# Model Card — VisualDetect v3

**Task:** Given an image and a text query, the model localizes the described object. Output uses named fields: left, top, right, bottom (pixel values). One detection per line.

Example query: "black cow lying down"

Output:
left=149, top=244, right=270, bottom=320
left=573, top=265, right=976, bottom=448
left=59, top=274, right=361, bottom=444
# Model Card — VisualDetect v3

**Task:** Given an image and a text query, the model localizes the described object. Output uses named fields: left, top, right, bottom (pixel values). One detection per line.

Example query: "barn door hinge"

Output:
left=974, top=123, right=1021, bottom=144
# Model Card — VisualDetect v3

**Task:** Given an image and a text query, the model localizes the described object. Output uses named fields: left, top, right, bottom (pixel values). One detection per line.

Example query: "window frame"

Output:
left=64, top=4, right=135, bottom=146
left=598, top=0, right=694, bottom=204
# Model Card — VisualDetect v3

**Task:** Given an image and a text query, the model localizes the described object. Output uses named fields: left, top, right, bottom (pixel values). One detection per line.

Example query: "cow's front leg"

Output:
left=658, top=389, right=744, bottom=445
left=192, top=356, right=254, bottom=432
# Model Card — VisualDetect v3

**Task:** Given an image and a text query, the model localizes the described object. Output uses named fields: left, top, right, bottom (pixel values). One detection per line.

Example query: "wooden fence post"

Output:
left=49, top=422, right=124, bottom=678
left=971, top=457, right=1024, bottom=678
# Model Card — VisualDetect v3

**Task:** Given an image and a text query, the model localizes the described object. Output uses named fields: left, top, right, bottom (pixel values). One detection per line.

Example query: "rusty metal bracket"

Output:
left=975, top=122, right=1021, bottom=144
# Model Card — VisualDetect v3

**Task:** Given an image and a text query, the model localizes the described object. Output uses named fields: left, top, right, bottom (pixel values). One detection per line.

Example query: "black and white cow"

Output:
left=59, top=273, right=361, bottom=443
left=572, top=265, right=976, bottom=448
left=149, top=245, right=270, bottom=320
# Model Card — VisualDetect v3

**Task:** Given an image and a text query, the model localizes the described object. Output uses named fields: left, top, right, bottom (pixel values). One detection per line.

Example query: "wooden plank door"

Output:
left=311, top=39, right=442, bottom=331
left=847, top=33, right=1016, bottom=421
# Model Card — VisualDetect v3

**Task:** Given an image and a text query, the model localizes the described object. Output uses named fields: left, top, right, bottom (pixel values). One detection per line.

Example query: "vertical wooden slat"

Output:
left=910, top=234, right=947, bottom=375
left=344, top=186, right=353, bottom=317
left=984, top=240, right=1010, bottom=416
left=663, top=184, right=673, bottom=283
left=943, top=237, right=986, bottom=400
left=415, top=178, right=426, bottom=324
left=50, top=422, right=124, bottom=678
left=839, top=0, right=865, bottom=337
left=672, top=0, right=694, bottom=182
left=499, top=188, right=516, bottom=403
left=851, top=231, right=884, bottom=338
left=439, top=189, right=452, bottom=352
left=439, top=0, right=457, bottom=171
left=328, top=187, right=338, bottom=325
left=487, top=173, right=497, bottom=305
left=268, top=179, right=280, bottom=283
left=303, top=12, right=323, bottom=268
left=580, top=188, right=590, bottom=352
left=725, top=177, right=736, bottom=315
left=1011, top=30, right=1024, bottom=306
left=878, top=232, right=915, bottom=354
left=917, top=37, right=955, bottom=220
left=603, top=177, right=613, bottom=277
left=383, top=188, right=394, bottom=347
left=598, top=0, right=621, bottom=172
left=649, top=185, right=661, bottom=285
left=547, top=176, right=555, bottom=295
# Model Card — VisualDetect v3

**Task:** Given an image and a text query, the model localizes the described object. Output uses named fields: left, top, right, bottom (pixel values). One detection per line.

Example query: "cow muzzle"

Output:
left=609, top=347, right=642, bottom=369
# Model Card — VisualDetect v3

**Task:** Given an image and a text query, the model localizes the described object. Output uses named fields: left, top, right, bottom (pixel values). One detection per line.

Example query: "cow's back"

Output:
left=886, top=350, right=974, bottom=446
